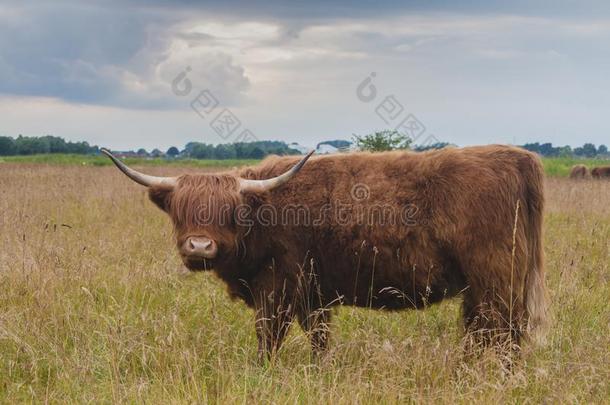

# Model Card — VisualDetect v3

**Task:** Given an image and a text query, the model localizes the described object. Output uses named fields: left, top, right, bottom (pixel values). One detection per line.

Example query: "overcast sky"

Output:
left=1, top=0, right=609, bottom=150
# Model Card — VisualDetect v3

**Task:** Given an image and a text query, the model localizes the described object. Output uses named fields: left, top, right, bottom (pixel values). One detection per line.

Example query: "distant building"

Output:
left=115, top=151, right=139, bottom=158
left=289, top=141, right=351, bottom=155
left=316, top=139, right=353, bottom=154
left=315, top=144, right=339, bottom=154
left=288, top=142, right=311, bottom=155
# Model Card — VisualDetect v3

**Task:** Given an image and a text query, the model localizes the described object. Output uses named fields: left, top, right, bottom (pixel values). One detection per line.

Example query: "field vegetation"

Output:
left=1, top=154, right=608, bottom=177
left=542, top=157, right=610, bottom=177
left=0, top=161, right=608, bottom=402
left=0, top=154, right=258, bottom=168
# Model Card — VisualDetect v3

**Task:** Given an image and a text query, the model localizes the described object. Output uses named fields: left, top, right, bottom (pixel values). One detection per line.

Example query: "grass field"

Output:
left=0, top=154, right=259, bottom=168
left=541, top=157, right=610, bottom=177
left=1, top=153, right=608, bottom=177
left=0, top=162, right=608, bottom=403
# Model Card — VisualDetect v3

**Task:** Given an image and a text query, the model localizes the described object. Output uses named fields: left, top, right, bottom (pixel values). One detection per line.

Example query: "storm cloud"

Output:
left=0, top=0, right=609, bottom=149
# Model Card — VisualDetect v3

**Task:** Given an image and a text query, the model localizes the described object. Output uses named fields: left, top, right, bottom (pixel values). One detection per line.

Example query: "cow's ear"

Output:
left=148, top=186, right=173, bottom=212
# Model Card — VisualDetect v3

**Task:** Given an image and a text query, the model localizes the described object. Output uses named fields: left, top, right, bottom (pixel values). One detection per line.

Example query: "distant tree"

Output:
left=598, top=144, right=608, bottom=155
left=183, top=142, right=199, bottom=156
left=214, top=144, right=236, bottom=159
left=538, top=143, right=557, bottom=157
left=189, top=143, right=214, bottom=159
left=584, top=143, right=597, bottom=157
left=0, top=136, right=16, bottom=155
left=166, top=146, right=180, bottom=157
left=557, top=145, right=572, bottom=158
left=249, top=147, right=265, bottom=159
left=14, top=135, right=50, bottom=155
left=0, top=135, right=98, bottom=155
left=179, top=141, right=300, bottom=160
left=352, top=130, right=411, bottom=152
left=522, top=142, right=575, bottom=158
left=151, top=148, right=164, bottom=158
left=137, top=148, right=148, bottom=156
left=574, top=143, right=597, bottom=158
left=522, top=142, right=541, bottom=154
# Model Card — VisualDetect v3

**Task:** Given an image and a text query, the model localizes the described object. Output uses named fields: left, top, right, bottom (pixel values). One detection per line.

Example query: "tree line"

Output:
left=0, top=135, right=301, bottom=159
left=0, top=134, right=608, bottom=159
left=522, top=142, right=608, bottom=158
left=180, top=141, right=301, bottom=159
left=0, top=135, right=98, bottom=156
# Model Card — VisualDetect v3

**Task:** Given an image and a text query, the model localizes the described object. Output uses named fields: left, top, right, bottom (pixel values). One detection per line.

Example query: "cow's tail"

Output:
left=522, top=152, right=549, bottom=345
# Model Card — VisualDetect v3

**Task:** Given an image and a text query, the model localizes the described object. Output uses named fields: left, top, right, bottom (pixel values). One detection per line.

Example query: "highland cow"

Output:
left=102, top=145, right=547, bottom=361
left=569, top=164, right=589, bottom=179
left=591, top=166, right=610, bottom=179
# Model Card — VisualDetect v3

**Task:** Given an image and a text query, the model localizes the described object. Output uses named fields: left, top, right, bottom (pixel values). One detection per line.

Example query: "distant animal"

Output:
left=102, top=145, right=547, bottom=361
left=591, top=166, right=610, bottom=179
left=569, top=164, right=589, bottom=179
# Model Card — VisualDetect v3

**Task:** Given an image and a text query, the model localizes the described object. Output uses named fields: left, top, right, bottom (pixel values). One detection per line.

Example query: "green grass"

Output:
left=0, top=154, right=259, bottom=168
left=1, top=154, right=608, bottom=177
left=0, top=167, right=608, bottom=402
left=542, top=157, right=609, bottom=177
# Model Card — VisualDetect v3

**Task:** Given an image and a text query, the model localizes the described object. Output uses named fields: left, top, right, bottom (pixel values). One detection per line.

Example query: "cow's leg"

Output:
left=296, top=307, right=331, bottom=357
left=463, top=274, right=524, bottom=351
left=462, top=289, right=499, bottom=352
left=254, top=300, right=293, bottom=364
left=461, top=254, right=527, bottom=354
left=251, top=268, right=295, bottom=363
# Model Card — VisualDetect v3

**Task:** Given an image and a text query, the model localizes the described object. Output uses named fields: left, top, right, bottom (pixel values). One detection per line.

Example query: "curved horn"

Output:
left=239, top=150, right=315, bottom=193
left=101, top=148, right=177, bottom=188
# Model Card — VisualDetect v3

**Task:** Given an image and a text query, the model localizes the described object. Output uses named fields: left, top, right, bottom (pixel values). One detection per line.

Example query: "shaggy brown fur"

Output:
left=591, top=165, right=610, bottom=179
left=147, top=145, right=548, bottom=360
left=569, top=164, right=589, bottom=179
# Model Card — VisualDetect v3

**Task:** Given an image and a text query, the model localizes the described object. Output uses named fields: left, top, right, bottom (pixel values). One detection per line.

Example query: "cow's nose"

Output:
left=183, top=237, right=218, bottom=259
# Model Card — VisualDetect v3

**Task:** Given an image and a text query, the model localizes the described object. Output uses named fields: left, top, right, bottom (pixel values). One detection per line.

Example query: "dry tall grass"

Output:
left=0, top=165, right=608, bottom=403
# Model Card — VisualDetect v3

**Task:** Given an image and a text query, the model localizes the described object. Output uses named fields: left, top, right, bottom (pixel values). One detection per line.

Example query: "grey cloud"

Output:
left=0, top=2, right=251, bottom=108
left=1, top=0, right=610, bottom=150
left=94, top=0, right=610, bottom=20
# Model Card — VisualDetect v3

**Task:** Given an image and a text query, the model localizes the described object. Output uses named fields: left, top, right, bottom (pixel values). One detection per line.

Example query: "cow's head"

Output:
left=101, top=148, right=313, bottom=271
